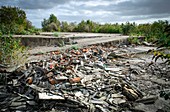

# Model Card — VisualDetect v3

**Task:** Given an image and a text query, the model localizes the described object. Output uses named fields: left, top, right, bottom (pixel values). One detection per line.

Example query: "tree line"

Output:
left=0, top=6, right=169, bottom=43
left=42, top=14, right=169, bottom=42
left=41, top=14, right=123, bottom=33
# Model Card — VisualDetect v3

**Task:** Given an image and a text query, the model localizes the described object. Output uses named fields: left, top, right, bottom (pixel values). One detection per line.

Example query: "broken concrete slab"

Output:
left=1, top=44, right=170, bottom=112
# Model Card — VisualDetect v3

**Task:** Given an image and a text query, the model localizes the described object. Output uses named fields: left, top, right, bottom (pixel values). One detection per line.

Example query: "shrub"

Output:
left=128, top=36, right=140, bottom=45
left=148, top=25, right=170, bottom=64
left=147, top=25, right=170, bottom=100
left=0, top=35, right=28, bottom=67
left=0, top=6, right=27, bottom=34
left=53, top=32, right=59, bottom=37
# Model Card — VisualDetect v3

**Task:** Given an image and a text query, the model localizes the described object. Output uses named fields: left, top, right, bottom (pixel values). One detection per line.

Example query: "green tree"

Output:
left=25, top=19, right=33, bottom=30
left=41, top=14, right=60, bottom=32
left=98, top=23, right=121, bottom=33
left=68, top=22, right=77, bottom=32
left=76, top=20, right=86, bottom=32
left=49, top=14, right=57, bottom=23
left=46, top=22, right=58, bottom=32
left=150, top=20, right=168, bottom=41
left=42, top=19, right=49, bottom=29
left=121, top=22, right=136, bottom=35
left=0, top=6, right=27, bottom=34
left=86, top=20, right=98, bottom=32
left=61, top=21, right=69, bottom=32
left=75, top=20, right=98, bottom=32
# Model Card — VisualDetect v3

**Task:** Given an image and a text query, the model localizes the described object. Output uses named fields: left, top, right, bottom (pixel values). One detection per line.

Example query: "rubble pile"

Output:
left=0, top=45, right=170, bottom=112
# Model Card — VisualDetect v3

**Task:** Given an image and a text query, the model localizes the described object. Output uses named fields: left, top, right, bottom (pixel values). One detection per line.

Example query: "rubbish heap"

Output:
left=0, top=45, right=170, bottom=112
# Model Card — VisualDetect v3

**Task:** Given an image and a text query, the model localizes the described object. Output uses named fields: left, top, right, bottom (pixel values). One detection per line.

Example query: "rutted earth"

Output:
left=0, top=43, right=170, bottom=112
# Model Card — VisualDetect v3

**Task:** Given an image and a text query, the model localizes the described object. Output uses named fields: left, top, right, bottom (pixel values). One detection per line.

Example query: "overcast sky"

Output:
left=1, top=0, right=170, bottom=28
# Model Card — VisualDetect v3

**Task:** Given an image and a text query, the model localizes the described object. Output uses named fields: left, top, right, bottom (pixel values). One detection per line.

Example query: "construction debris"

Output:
left=0, top=44, right=170, bottom=112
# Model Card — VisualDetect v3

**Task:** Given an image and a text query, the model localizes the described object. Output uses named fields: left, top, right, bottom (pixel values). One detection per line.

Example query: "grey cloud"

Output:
left=113, top=0, right=170, bottom=16
left=1, top=0, right=170, bottom=27
left=18, top=0, right=68, bottom=9
left=0, top=0, right=68, bottom=9
left=0, top=0, right=18, bottom=6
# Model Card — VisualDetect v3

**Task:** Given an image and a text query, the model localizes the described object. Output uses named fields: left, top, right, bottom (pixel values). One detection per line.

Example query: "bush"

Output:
left=46, top=22, right=58, bottom=32
left=0, top=35, right=27, bottom=66
left=0, top=6, right=27, bottom=34
left=53, top=32, right=59, bottom=37
left=148, top=25, right=170, bottom=64
left=128, top=37, right=140, bottom=45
